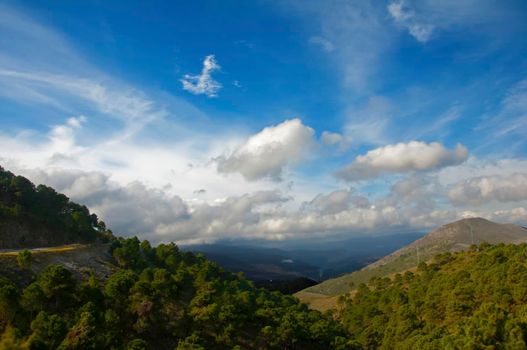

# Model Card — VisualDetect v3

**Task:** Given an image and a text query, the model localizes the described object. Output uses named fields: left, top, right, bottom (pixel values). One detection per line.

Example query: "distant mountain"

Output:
left=186, top=244, right=321, bottom=281
left=183, top=231, right=423, bottom=292
left=301, top=218, right=527, bottom=297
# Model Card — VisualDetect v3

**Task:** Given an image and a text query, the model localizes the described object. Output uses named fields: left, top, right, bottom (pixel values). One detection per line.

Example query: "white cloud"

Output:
left=448, top=173, right=527, bottom=206
left=336, top=141, right=469, bottom=181
left=309, top=36, right=335, bottom=52
left=388, top=1, right=434, bottom=43
left=437, top=158, right=527, bottom=187
left=321, top=131, right=349, bottom=150
left=215, top=119, right=316, bottom=181
left=180, top=55, right=222, bottom=97
left=490, top=207, right=527, bottom=223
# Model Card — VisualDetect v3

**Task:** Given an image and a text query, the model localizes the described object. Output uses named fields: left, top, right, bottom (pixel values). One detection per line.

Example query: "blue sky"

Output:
left=1, top=0, right=527, bottom=244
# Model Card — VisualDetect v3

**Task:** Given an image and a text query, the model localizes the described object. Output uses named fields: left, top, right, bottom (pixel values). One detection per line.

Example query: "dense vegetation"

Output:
left=0, top=166, right=109, bottom=246
left=0, top=237, right=347, bottom=349
left=338, top=243, right=527, bottom=349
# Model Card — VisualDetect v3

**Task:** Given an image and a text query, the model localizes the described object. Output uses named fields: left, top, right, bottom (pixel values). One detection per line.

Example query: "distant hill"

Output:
left=185, top=232, right=423, bottom=281
left=184, top=232, right=422, bottom=294
left=0, top=166, right=110, bottom=249
left=301, top=218, right=527, bottom=297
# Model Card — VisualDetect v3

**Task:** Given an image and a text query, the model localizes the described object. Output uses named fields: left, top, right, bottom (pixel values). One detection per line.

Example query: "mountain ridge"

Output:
left=300, top=217, right=527, bottom=297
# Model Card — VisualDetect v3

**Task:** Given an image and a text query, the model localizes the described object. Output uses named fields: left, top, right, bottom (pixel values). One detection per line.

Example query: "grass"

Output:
left=0, top=244, right=87, bottom=257
left=294, top=291, right=341, bottom=312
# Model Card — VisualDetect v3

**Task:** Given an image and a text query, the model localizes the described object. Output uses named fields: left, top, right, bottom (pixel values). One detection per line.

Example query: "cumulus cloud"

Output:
left=309, top=36, right=335, bottom=52
left=448, top=173, right=527, bottom=206
left=180, top=55, right=222, bottom=97
left=388, top=1, right=433, bottom=43
left=215, top=119, right=315, bottom=182
left=336, top=141, right=469, bottom=181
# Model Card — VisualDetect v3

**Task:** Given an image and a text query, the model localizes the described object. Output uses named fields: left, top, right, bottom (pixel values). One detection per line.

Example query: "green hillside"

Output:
left=302, top=218, right=527, bottom=296
left=0, top=166, right=111, bottom=248
left=338, top=243, right=527, bottom=348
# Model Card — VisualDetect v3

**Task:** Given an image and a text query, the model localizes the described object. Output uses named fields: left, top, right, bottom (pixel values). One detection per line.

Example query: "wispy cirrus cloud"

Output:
left=481, top=79, right=527, bottom=139
left=180, top=55, right=222, bottom=97
left=0, top=69, right=165, bottom=133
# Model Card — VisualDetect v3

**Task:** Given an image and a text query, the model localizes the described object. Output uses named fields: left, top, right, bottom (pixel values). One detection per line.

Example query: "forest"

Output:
left=339, top=243, right=527, bottom=349
left=0, top=237, right=347, bottom=349
left=0, top=167, right=109, bottom=246
left=2, top=167, right=527, bottom=349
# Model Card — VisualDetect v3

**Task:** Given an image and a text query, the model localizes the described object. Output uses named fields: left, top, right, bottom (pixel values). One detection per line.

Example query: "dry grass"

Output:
left=294, top=291, right=341, bottom=312
left=0, top=244, right=87, bottom=257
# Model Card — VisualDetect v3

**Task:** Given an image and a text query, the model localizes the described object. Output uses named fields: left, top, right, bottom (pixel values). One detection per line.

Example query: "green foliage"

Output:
left=339, top=243, right=527, bottom=349
left=0, top=237, right=345, bottom=349
left=38, top=265, right=76, bottom=311
left=16, top=250, right=32, bottom=270
left=0, top=166, right=112, bottom=245
left=29, top=311, right=67, bottom=349
left=0, top=282, right=19, bottom=329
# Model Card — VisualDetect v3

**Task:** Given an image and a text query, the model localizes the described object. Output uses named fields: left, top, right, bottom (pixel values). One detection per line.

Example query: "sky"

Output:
left=1, top=0, right=527, bottom=245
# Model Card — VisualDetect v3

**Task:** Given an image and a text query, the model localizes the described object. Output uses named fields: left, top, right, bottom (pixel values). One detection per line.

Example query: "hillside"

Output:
left=338, top=243, right=527, bottom=348
left=0, top=166, right=110, bottom=249
left=301, top=218, right=527, bottom=297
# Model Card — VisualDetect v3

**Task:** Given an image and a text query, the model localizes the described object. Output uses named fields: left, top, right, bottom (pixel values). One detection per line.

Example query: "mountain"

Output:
left=301, top=218, right=527, bottom=297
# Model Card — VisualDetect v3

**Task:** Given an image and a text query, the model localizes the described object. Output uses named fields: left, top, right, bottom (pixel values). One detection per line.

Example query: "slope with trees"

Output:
left=302, top=218, right=527, bottom=297
left=0, top=237, right=348, bottom=349
left=338, top=243, right=527, bottom=349
left=0, top=166, right=111, bottom=249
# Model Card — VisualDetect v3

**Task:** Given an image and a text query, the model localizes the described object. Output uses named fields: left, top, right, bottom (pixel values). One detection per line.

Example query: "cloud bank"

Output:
left=449, top=173, right=527, bottom=206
